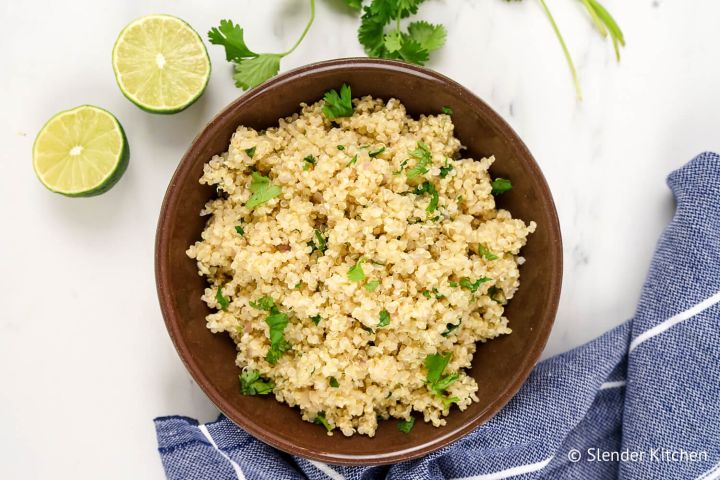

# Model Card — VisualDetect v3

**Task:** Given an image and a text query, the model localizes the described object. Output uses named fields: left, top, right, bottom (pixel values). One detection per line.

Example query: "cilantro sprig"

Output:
left=413, top=181, right=439, bottom=214
left=322, top=84, right=354, bottom=119
left=406, top=142, right=432, bottom=179
left=314, top=412, right=334, bottom=432
left=240, top=370, right=274, bottom=395
left=398, top=417, right=415, bottom=433
left=245, top=172, right=282, bottom=210
left=491, top=178, right=512, bottom=196
left=358, top=1, right=446, bottom=65
left=208, top=0, right=316, bottom=90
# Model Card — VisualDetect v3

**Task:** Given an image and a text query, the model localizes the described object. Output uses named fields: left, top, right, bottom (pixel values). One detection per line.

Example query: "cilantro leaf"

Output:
left=346, top=154, right=358, bottom=167
left=347, top=257, right=366, bottom=282
left=398, top=417, right=415, bottom=433
left=265, top=307, right=290, bottom=365
left=488, top=286, right=504, bottom=304
left=439, top=158, right=454, bottom=178
left=407, top=21, right=446, bottom=52
left=378, top=309, right=391, bottom=327
left=364, top=279, right=380, bottom=292
left=308, top=229, right=327, bottom=254
left=425, top=352, right=451, bottom=384
left=310, top=315, right=322, bottom=325
left=235, top=225, right=245, bottom=236
left=384, top=30, right=403, bottom=53
left=322, top=84, right=354, bottom=119
left=250, top=296, right=275, bottom=311
left=239, top=370, right=274, bottom=395
left=208, top=20, right=256, bottom=62
left=234, top=54, right=281, bottom=90
left=448, top=280, right=459, bottom=288
left=245, top=146, right=256, bottom=158
left=314, top=413, right=334, bottom=432
left=343, top=0, right=363, bottom=10
left=441, top=106, right=453, bottom=115
left=491, top=178, right=513, bottom=195
left=216, top=286, right=230, bottom=310
left=303, top=154, right=317, bottom=171
left=459, top=277, right=492, bottom=293
left=245, top=171, right=281, bottom=209
left=413, top=181, right=439, bottom=214
left=478, top=244, right=499, bottom=260
left=424, top=352, right=460, bottom=410
left=393, top=159, right=409, bottom=175
left=368, top=146, right=385, bottom=157
left=329, top=376, right=340, bottom=388
left=336, top=145, right=345, bottom=151
left=398, top=38, right=430, bottom=65
left=442, top=319, right=461, bottom=337
left=406, top=142, right=432, bottom=178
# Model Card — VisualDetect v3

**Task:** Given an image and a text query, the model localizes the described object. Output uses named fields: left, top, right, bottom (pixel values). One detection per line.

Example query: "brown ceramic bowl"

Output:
left=156, top=58, right=562, bottom=465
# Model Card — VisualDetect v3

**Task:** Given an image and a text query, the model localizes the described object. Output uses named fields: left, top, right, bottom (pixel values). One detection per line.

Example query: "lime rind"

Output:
left=32, top=105, right=130, bottom=197
left=112, top=14, right=211, bottom=114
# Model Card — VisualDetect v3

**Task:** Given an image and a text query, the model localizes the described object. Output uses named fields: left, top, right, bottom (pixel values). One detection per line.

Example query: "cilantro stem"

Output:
left=579, top=0, right=608, bottom=37
left=282, top=0, right=316, bottom=57
left=538, top=0, right=582, bottom=100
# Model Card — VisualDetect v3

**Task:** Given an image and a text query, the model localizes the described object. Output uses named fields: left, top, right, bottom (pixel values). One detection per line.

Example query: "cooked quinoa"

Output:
left=187, top=92, right=535, bottom=437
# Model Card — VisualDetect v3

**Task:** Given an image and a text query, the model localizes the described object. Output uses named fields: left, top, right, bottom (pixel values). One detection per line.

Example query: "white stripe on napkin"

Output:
left=629, top=290, right=720, bottom=352
left=600, top=380, right=627, bottom=390
left=450, top=456, right=553, bottom=480
left=306, top=459, right=346, bottom=480
left=696, top=460, right=720, bottom=480
left=198, top=424, right=247, bottom=480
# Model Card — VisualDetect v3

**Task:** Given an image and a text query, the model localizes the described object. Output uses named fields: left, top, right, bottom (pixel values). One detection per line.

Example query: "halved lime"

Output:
left=32, top=106, right=129, bottom=197
left=112, top=14, right=211, bottom=113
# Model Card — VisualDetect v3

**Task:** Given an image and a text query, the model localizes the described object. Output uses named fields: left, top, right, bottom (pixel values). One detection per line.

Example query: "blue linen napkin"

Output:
left=154, top=152, right=720, bottom=480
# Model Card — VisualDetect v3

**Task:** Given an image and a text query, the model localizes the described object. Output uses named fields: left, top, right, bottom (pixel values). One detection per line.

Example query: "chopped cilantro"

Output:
left=308, top=229, right=327, bottom=254
left=393, top=159, right=409, bottom=175
left=439, top=158, right=454, bottom=178
left=346, top=154, right=358, bottom=166
left=347, top=257, right=366, bottom=282
left=216, top=286, right=230, bottom=310
left=478, top=244, right=499, bottom=260
left=448, top=281, right=459, bottom=288
left=398, top=417, right=415, bottom=433
left=364, top=279, right=380, bottom=292
left=245, top=171, right=281, bottom=209
left=336, top=145, right=345, bottom=151
left=378, top=309, right=391, bottom=327
left=314, top=412, right=334, bottom=432
left=294, top=282, right=303, bottom=289
left=406, top=142, right=432, bottom=179
left=239, top=369, right=274, bottom=395
left=245, top=146, right=256, bottom=158
left=491, top=178, right=513, bottom=195
left=441, top=106, right=453, bottom=115
left=442, top=320, right=462, bottom=337
left=249, top=296, right=290, bottom=364
left=329, top=376, right=340, bottom=388
left=422, top=290, right=431, bottom=298
left=424, top=353, right=460, bottom=411
left=413, top=181, right=439, bottom=213
left=310, top=315, right=322, bottom=325
left=368, top=146, right=385, bottom=157
left=488, top=286, right=504, bottom=304
left=249, top=296, right=275, bottom=311
left=322, top=84, right=354, bottom=119
left=459, top=277, right=492, bottom=293
left=235, top=225, right=245, bottom=235
left=303, top=154, right=317, bottom=171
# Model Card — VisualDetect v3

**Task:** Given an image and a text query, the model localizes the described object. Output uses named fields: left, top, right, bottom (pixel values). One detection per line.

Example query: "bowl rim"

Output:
left=155, top=57, right=563, bottom=465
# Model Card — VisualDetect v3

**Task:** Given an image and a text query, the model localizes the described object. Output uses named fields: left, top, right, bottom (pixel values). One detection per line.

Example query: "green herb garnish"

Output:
left=397, top=417, right=415, bottom=433
left=364, top=279, right=380, bottom=292
left=245, top=171, right=281, bottom=209
left=488, top=286, right=504, bottom=304
left=310, top=315, right=322, bottom=325
left=303, top=154, right=317, bottom=171
left=422, top=290, right=431, bottom=298
left=406, top=142, right=432, bottom=179
left=208, top=0, right=315, bottom=90
left=459, top=277, right=492, bottom=293
left=441, top=106, right=453, bottom=115
left=491, top=178, right=512, bottom=196
left=346, top=154, right=358, bottom=167
left=347, top=257, right=366, bottom=282
left=250, top=296, right=290, bottom=364
left=442, top=320, right=461, bottom=337
left=368, top=146, right=385, bottom=157
left=245, top=146, right=256, bottom=158
left=378, top=309, right=391, bottom=327
left=439, top=158, right=454, bottom=178
left=322, top=83, right=354, bottom=119
left=358, top=2, right=446, bottom=66
left=424, top=353, right=460, bottom=411
left=329, top=376, right=340, bottom=388
left=308, top=229, right=327, bottom=254
left=216, top=286, right=230, bottom=310
left=336, top=145, right=345, bottom=151
left=393, top=159, right=409, bottom=175
left=448, top=281, right=459, bottom=288
left=235, top=225, right=245, bottom=236
left=478, top=244, right=498, bottom=260
left=413, top=181, right=439, bottom=213
left=314, top=412, right=333, bottom=432
left=239, top=370, right=274, bottom=395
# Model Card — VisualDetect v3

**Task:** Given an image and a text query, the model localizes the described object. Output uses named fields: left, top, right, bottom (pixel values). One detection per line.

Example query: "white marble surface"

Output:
left=2, top=0, right=719, bottom=478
